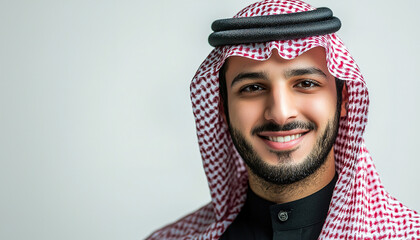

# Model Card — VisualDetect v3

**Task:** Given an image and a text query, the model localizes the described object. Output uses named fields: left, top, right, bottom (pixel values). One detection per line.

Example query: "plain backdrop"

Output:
left=1, top=1, right=419, bottom=239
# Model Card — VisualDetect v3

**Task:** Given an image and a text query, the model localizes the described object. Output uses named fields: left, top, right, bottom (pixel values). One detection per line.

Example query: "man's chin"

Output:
left=258, top=152, right=296, bottom=165
left=245, top=157, right=315, bottom=185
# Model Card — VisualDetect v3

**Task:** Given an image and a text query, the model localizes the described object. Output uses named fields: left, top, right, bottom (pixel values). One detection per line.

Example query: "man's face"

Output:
left=224, top=47, right=345, bottom=185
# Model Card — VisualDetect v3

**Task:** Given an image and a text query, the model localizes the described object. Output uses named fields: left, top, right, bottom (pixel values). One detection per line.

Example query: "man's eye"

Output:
left=240, top=84, right=264, bottom=93
left=296, top=80, right=319, bottom=89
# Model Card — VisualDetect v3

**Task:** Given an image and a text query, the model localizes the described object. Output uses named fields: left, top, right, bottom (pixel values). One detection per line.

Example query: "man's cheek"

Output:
left=298, top=96, right=335, bottom=122
left=229, top=101, right=264, bottom=130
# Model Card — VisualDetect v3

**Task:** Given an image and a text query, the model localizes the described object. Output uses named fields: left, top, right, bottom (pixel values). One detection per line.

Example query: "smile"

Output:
left=258, top=130, right=309, bottom=151
left=267, top=134, right=303, bottom=143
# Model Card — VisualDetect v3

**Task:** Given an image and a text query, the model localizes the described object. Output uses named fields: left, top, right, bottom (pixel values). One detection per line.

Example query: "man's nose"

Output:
left=264, top=88, right=298, bottom=125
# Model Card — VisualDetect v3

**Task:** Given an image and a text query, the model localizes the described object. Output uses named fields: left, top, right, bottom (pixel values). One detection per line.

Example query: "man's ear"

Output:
left=340, top=83, right=349, bottom=117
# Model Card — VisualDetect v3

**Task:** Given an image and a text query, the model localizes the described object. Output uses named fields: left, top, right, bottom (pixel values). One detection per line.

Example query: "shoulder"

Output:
left=145, top=203, right=215, bottom=240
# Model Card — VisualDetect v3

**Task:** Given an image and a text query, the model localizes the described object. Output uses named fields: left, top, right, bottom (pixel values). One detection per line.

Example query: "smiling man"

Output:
left=147, top=0, right=420, bottom=239
left=218, top=47, right=347, bottom=239
left=224, top=48, right=343, bottom=203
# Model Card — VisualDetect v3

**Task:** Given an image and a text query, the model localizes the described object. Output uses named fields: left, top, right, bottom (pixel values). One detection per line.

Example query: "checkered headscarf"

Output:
left=147, top=0, right=420, bottom=239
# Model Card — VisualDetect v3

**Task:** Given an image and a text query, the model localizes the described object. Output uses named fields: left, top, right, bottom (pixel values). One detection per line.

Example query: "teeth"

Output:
left=268, top=134, right=302, bottom=143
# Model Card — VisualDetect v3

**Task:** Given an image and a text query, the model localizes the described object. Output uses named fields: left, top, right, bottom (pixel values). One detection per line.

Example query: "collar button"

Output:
left=278, top=210, right=288, bottom=222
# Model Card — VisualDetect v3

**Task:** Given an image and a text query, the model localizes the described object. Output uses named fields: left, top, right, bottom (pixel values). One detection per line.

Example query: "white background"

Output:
left=1, top=1, right=419, bottom=239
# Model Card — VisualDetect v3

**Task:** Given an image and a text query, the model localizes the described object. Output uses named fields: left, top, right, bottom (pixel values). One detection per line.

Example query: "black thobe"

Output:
left=220, top=174, right=337, bottom=240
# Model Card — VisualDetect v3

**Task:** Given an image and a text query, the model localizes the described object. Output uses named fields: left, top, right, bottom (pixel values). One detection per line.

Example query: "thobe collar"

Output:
left=245, top=173, right=338, bottom=237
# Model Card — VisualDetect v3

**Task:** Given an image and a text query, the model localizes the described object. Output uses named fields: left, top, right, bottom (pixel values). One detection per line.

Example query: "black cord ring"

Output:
left=208, top=7, right=341, bottom=47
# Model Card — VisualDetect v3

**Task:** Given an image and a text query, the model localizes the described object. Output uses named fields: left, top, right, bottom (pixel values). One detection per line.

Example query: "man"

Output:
left=147, top=0, right=420, bottom=239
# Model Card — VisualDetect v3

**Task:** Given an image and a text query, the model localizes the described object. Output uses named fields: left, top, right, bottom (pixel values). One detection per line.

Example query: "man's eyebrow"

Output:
left=285, top=67, right=327, bottom=79
left=231, top=72, right=269, bottom=87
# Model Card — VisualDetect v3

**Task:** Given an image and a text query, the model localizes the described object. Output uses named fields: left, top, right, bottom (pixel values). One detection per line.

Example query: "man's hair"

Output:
left=218, top=61, right=345, bottom=123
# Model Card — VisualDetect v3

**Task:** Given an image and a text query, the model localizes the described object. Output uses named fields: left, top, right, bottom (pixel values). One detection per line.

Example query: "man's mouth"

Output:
left=257, top=130, right=309, bottom=150
left=266, top=133, right=303, bottom=143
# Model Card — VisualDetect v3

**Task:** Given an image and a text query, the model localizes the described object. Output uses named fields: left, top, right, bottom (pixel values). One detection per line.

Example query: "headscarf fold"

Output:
left=147, top=0, right=420, bottom=239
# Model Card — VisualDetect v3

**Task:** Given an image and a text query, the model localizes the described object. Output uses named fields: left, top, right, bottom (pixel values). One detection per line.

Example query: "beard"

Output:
left=228, top=108, right=340, bottom=185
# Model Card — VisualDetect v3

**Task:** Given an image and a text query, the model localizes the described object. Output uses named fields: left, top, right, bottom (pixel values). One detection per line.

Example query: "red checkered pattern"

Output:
left=147, top=0, right=420, bottom=239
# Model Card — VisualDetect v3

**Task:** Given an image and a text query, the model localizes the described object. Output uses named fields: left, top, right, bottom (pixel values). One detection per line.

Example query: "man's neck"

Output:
left=247, top=150, right=336, bottom=204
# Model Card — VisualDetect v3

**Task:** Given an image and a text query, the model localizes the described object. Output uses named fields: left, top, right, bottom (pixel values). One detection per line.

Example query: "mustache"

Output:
left=251, top=121, right=316, bottom=135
